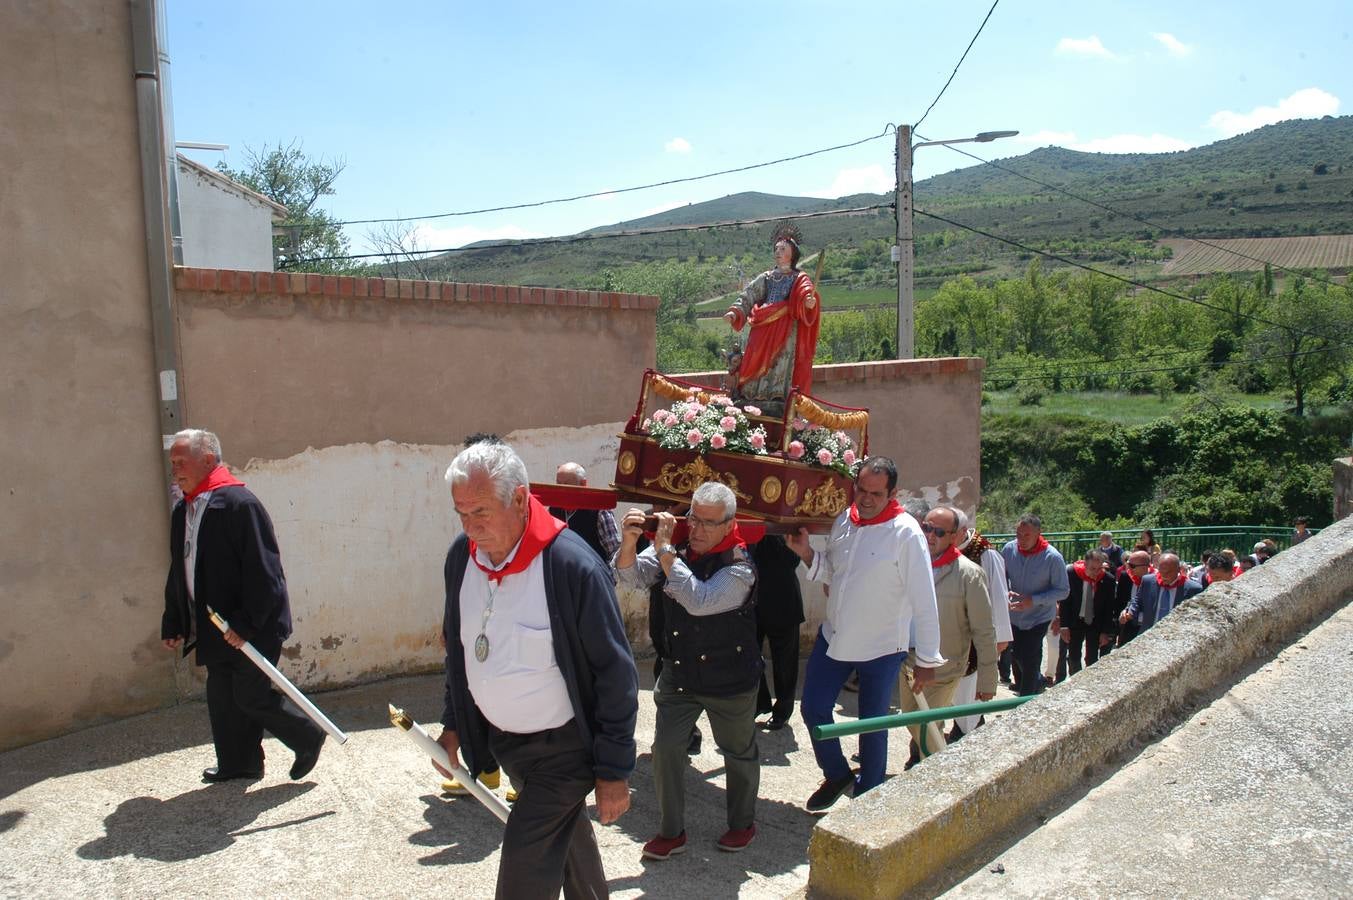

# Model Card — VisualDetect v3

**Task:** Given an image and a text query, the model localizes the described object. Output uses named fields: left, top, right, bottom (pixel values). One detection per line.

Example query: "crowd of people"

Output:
left=161, top=426, right=1313, bottom=898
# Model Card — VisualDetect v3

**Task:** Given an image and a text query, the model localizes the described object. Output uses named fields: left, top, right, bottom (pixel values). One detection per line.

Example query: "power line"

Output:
left=288, top=203, right=893, bottom=266
left=912, top=0, right=1000, bottom=131
left=913, top=205, right=1332, bottom=341
left=331, top=129, right=895, bottom=228
left=983, top=338, right=1353, bottom=385
left=922, top=138, right=1352, bottom=292
left=982, top=340, right=1221, bottom=377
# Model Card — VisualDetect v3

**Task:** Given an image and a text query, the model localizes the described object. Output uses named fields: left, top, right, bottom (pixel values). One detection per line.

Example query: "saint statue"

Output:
left=723, top=224, right=822, bottom=416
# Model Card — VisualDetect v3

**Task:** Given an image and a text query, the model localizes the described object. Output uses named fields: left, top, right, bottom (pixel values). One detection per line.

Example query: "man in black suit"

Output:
left=161, top=429, right=324, bottom=783
left=753, top=535, right=805, bottom=729
left=1058, top=548, right=1117, bottom=679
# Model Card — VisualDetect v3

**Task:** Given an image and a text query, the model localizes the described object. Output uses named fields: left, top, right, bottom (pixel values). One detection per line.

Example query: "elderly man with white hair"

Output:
left=615, top=481, right=761, bottom=860
left=436, top=440, right=638, bottom=899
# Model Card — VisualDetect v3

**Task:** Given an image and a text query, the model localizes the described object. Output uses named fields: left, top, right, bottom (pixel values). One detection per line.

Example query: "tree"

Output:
left=218, top=141, right=353, bottom=273
left=1252, top=277, right=1353, bottom=415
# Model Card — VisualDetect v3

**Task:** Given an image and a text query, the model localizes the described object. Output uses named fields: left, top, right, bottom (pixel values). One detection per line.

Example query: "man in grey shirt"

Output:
left=615, top=481, right=761, bottom=860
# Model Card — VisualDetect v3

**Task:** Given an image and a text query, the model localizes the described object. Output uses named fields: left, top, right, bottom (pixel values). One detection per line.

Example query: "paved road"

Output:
left=946, top=598, right=1353, bottom=899
left=2, top=656, right=995, bottom=899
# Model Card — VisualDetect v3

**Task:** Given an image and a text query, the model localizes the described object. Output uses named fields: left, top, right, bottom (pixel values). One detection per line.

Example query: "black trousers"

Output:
left=491, top=721, right=607, bottom=900
left=204, top=646, right=322, bottom=772
left=1056, top=624, right=1101, bottom=682
left=1009, top=621, right=1051, bottom=696
left=755, top=623, right=800, bottom=720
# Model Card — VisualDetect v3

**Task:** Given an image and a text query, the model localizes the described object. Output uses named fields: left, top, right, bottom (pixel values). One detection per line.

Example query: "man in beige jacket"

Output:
left=900, top=505, right=999, bottom=762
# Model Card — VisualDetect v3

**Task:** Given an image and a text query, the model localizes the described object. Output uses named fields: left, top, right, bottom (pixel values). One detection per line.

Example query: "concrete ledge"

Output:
left=807, top=515, right=1353, bottom=899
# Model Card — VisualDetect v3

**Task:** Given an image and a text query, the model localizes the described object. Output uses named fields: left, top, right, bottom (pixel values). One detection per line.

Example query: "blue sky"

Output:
left=167, top=0, right=1351, bottom=256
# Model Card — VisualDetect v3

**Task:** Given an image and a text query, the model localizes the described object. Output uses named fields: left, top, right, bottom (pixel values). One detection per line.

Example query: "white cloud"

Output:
left=664, top=137, right=692, bottom=154
left=1056, top=35, right=1115, bottom=59
left=1072, top=133, right=1194, bottom=153
left=802, top=164, right=895, bottom=198
left=1208, top=87, right=1341, bottom=137
left=409, top=223, right=545, bottom=250
left=1152, top=32, right=1193, bottom=57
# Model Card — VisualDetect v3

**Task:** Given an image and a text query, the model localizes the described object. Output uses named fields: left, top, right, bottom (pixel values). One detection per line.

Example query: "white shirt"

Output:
left=979, top=548, right=1014, bottom=643
left=183, top=491, right=213, bottom=603
left=806, top=510, right=944, bottom=666
left=460, top=536, right=573, bottom=734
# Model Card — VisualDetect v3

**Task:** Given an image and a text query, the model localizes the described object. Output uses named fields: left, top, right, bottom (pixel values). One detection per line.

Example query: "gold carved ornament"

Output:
left=794, top=480, right=849, bottom=517
left=784, top=479, right=800, bottom=507
left=617, top=450, right=637, bottom=476
left=759, top=476, right=782, bottom=504
left=643, top=456, right=752, bottom=502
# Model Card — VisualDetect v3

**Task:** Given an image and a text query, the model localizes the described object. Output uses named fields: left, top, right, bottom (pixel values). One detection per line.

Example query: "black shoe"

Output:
left=202, top=766, right=262, bottom=783
left=763, top=715, right=789, bottom=731
left=686, top=727, right=702, bottom=755
left=806, top=772, right=856, bottom=813
left=290, top=736, right=325, bottom=780
left=947, top=722, right=965, bottom=744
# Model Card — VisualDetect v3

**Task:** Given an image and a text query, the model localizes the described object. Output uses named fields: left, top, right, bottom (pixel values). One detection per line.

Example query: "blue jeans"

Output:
left=801, top=628, right=906, bottom=795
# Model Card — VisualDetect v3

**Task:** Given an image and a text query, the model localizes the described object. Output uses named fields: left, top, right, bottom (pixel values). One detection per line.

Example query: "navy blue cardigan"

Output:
left=441, top=529, right=639, bottom=782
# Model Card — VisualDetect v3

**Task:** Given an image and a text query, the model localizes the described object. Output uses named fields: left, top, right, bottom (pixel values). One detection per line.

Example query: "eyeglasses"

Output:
left=688, top=514, right=733, bottom=530
left=920, top=523, right=954, bottom=538
left=1129, top=562, right=1150, bottom=569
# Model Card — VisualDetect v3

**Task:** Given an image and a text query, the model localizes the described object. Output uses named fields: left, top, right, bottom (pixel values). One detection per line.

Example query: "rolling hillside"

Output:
left=397, top=116, right=1353, bottom=287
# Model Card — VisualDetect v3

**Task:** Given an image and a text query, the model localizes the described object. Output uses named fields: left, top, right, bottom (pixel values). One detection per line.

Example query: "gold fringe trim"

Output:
left=648, top=374, right=714, bottom=406
left=789, top=395, right=869, bottom=432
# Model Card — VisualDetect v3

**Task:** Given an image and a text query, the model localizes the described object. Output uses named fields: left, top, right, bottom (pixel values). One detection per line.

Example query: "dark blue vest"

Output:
left=649, top=547, right=760, bottom=696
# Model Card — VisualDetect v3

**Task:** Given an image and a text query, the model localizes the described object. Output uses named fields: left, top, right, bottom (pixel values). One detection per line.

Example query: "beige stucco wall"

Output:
left=172, top=270, right=659, bottom=463
left=215, top=425, right=628, bottom=691
left=0, top=2, right=174, bottom=751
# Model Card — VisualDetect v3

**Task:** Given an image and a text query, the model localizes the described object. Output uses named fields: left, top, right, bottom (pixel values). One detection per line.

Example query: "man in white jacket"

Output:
left=787, top=456, right=943, bottom=813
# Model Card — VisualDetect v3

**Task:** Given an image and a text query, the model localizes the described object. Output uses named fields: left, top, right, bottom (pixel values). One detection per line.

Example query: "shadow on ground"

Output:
left=76, top=781, right=322, bottom=862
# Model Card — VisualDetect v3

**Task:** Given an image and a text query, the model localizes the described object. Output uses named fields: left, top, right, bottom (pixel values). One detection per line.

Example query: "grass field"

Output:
left=980, top=389, right=1316, bottom=424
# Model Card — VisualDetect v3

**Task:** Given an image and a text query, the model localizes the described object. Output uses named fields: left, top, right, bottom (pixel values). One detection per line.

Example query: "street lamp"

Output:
left=895, top=126, right=1018, bottom=359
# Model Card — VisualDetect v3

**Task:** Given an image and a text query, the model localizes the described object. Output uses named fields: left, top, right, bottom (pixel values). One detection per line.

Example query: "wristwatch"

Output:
left=658, top=544, right=679, bottom=558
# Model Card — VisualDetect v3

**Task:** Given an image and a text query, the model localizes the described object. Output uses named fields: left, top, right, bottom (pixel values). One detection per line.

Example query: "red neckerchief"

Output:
left=931, top=545, right=962, bottom=569
left=1017, top=535, right=1050, bottom=557
left=849, top=498, right=903, bottom=526
left=469, top=496, right=566, bottom=583
left=1072, top=560, right=1106, bottom=584
left=686, top=521, right=747, bottom=562
left=1232, top=564, right=1243, bottom=577
left=1126, top=564, right=1155, bottom=587
left=1158, top=569, right=1189, bottom=591
left=183, top=464, right=244, bottom=502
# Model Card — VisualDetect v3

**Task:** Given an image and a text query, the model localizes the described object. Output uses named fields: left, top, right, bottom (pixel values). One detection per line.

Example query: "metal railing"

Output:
left=984, top=525, right=1318, bottom=565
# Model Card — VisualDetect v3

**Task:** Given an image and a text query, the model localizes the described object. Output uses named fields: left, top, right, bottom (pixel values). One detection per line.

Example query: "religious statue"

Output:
left=722, top=223, right=821, bottom=417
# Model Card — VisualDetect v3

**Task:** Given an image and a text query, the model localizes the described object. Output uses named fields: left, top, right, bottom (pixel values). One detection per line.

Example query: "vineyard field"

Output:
left=1160, top=234, right=1353, bottom=276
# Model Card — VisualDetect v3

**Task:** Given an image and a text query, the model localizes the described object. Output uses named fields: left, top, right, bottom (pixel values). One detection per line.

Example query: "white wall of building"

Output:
left=176, top=158, right=277, bottom=271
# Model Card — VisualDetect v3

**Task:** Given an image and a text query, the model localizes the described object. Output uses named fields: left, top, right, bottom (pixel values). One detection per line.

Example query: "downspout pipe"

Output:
left=130, top=0, right=184, bottom=461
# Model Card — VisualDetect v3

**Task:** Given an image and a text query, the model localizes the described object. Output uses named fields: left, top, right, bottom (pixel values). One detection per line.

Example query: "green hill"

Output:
left=399, top=116, right=1353, bottom=287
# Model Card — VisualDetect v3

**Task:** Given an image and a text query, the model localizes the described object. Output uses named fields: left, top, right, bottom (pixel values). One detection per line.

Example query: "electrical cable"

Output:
left=914, top=205, right=1334, bottom=341
left=287, top=203, right=893, bottom=266
left=920, top=137, right=1352, bottom=291
left=983, top=337, right=1353, bottom=385
left=331, top=129, right=895, bottom=227
left=912, top=0, right=1000, bottom=131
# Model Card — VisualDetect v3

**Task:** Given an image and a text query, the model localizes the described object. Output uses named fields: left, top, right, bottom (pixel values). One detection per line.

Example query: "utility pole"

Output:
left=895, top=125, right=915, bottom=359
left=892, top=127, right=1019, bottom=361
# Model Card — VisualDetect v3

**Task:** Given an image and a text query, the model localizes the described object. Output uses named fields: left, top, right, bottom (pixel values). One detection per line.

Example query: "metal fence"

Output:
left=984, top=525, right=1318, bottom=566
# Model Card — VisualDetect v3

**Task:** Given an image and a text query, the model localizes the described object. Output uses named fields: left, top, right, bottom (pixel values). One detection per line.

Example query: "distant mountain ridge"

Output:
left=414, top=116, right=1353, bottom=286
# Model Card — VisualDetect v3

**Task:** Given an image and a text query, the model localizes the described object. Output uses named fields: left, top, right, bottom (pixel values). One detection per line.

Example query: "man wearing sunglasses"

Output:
left=616, top=481, right=761, bottom=859
left=787, top=456, right=942, bottom=813
left=899, top=506, right=998, bottom=764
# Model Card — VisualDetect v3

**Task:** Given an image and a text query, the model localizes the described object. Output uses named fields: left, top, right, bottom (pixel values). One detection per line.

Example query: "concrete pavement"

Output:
left=946, top=598, right=1353, bottom=898
left=0, top=658, right=981, bottom=899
